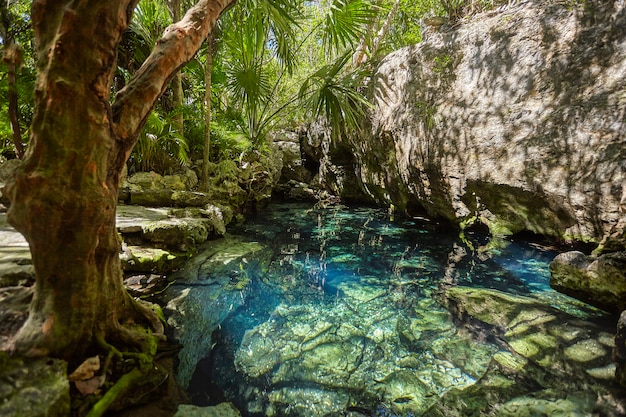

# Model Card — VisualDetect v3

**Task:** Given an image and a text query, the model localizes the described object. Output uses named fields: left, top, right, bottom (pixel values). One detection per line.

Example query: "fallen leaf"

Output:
left=68, top=356, right=100, bottom=381
left=75, top=375, right=105, bottom=395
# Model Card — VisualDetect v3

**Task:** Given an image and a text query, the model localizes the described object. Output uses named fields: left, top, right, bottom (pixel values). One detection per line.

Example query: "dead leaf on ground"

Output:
left=75, top=375, right=105, bottom=395
left=68, top=356, right=100, bottom=381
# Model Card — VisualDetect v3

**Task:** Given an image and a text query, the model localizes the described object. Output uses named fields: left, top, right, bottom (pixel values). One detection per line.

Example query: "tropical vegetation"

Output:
left=1, top=0, right=512, bottom=174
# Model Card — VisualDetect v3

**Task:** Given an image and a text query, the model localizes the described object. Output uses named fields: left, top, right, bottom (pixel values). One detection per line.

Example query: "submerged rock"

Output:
left=550, top=250, right=626, bottom=315
left=429, top=286, right=623, bottom=416
left=161, top=235, right=272, bottom=388
left=173, top=402, right=241, bottom=417
left=232, top=293, right=495, bottom=416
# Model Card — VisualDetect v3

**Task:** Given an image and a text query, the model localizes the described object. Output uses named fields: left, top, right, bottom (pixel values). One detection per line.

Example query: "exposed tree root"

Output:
left=83, top=297, right=169, bottom=417
left=85, top=366, right=144, bottom=417
left=129, top=296, right=165, bottom=337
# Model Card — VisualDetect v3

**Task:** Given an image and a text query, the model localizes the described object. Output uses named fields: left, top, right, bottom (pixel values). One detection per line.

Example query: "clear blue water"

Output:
left=188, top=203, right=613, bottom=416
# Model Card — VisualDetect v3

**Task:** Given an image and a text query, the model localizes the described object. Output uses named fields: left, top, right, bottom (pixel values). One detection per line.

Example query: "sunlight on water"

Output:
left=187, top=204, right=616, bottom=417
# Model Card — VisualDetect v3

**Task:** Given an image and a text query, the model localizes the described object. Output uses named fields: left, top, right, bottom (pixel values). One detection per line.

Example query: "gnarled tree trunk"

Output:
left=168, top=0, right=185, bottom=137
left=5, top=0, right=233, bottom=362
left=202, top=33, right=214, bottom=189
left=4, top=42, right=25, bottom=159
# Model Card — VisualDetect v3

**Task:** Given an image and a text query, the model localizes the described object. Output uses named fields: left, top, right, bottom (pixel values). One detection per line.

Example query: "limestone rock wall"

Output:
left=352, top=0, right=626, bottom=241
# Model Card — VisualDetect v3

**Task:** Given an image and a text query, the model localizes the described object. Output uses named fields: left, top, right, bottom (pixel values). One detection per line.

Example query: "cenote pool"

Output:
left=182, top=203, right=621, bottom=417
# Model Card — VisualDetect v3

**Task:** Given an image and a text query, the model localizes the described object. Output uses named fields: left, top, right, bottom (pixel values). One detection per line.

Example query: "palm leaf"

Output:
left=299, top=51, right=371, bottom=137
left=322, top=0, right=377, bottom=55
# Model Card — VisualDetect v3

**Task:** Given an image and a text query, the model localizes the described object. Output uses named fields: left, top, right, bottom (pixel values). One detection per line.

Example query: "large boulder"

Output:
left=301, top=121, right=370, bottom=203
left=270, top=130, right=313, bottom=185
left=344, top=0, right=625, bottom=241
left=550, top=251, right=626, bottom=315
left=122, top=169, right=204, bottom=207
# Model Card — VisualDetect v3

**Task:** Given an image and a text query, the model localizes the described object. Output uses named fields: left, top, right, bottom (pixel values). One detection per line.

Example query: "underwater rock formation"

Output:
left=219, top=282, right=622, bottom=416
left=232, top=294, right=492, bottom=416
left=161, top=236, right=272, bottom=388
left=428, top=286, right=621, bottom=416
left=337, top=0, right=626, bottom=242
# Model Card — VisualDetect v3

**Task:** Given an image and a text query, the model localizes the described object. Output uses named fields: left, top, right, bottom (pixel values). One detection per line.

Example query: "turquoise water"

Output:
left=188, top=203, right=616, bottom=416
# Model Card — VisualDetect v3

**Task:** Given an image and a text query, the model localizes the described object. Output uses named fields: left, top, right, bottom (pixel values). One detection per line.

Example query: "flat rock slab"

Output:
left=0, top=205, right=216, bottom=281
left=116, top=205, right=172, bottom=233
left=428, top=286, right=623, bottom=416
left=0, top=214, right=33, bottom=287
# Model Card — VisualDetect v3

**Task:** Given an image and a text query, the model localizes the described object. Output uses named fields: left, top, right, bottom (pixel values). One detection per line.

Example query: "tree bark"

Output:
left=168, top=0, right=185, bottom=136
left=352, top=0, right=401, bottom=67
left=201, top=33, right=213, bottom=189
left=4, top=42, right=25, bottom=159
left=5, top=0, right=233, bottom=362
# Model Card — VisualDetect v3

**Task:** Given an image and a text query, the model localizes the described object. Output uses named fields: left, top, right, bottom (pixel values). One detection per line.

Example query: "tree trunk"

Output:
left=5, top=0, right=233, bottom=362
left=352, top=0, right=400, bottom=67
left=4, top=42, right=25, bottom=159
left=201, top=34, right=213, bottom=189
left=168, top=0, right=185, bottom=136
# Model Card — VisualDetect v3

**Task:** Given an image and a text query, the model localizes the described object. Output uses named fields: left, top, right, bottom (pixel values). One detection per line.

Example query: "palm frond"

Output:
left=299, top=51, right=371, bottom=138
left=322, top=0, right=378, bottom=55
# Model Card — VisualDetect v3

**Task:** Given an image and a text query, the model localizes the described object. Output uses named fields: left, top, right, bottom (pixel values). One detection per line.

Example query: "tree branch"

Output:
left=111, top=0, right=235, bottom=144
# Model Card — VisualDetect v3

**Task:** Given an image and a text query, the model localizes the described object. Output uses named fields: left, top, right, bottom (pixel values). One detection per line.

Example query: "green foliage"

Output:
left=129, top=0, right=171, bottom=64
left=129, top=110, right=190, bottom=174
left=439, top=0, right=465, bottom=21
left=210, top=0, right=380, bottom=148
left=322, top=0, right=378, bottom=55
left=0, top=0, right=35, bottom=156
left=216, top=0, right=304, bottom=145
left=299, top=52, right=371, bottom=138
left=0, top=0, right=520, bottom=172
left=415, top=100, right=438, bottom=131
left=0, top=61, right=34, bottom=153
left=121, top=0, right=198, bottom=174
left=433, top=53, right=454, bottom=75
